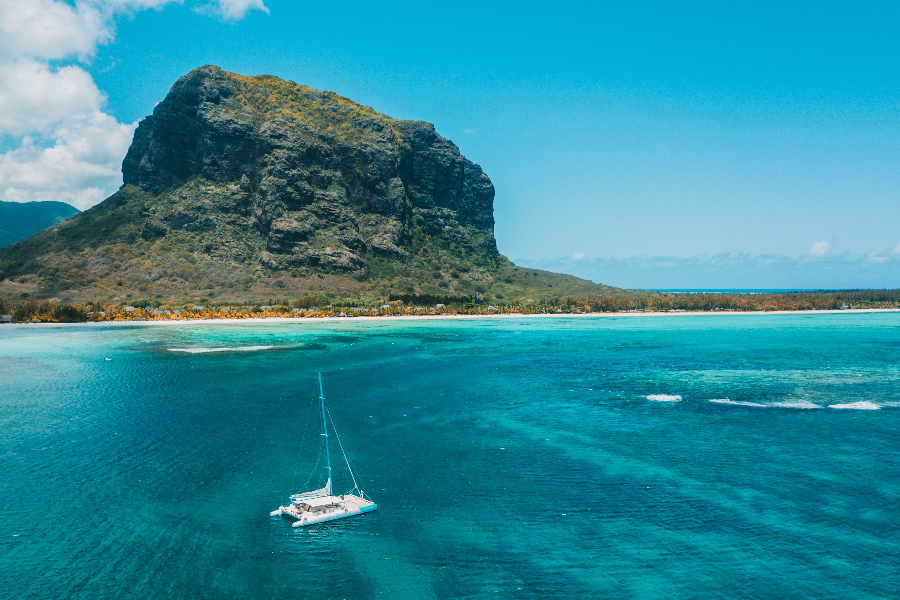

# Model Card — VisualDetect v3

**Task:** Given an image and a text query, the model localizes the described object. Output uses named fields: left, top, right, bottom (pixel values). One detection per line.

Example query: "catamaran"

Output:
left=270, top=373, right=377, bottom=527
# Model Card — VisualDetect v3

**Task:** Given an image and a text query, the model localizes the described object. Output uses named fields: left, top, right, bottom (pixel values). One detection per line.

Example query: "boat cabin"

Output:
left=294, top=495, right=343, bottom=513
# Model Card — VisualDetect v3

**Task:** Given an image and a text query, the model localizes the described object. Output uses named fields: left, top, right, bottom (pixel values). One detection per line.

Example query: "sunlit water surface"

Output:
left=1, top=314, right=898, bottom=599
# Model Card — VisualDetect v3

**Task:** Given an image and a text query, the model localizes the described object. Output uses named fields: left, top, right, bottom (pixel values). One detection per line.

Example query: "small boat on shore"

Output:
left=270, top=373, right=376, bottom=527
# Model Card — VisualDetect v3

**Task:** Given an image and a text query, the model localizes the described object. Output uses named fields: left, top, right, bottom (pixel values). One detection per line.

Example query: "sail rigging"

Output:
left=318, top=372, right=332, bottom=496
left=270, top=373, right=377, bottom=527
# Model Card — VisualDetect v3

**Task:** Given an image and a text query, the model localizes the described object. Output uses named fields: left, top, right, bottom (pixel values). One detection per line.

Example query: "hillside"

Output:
left=0, top=66, right=648, bottom=306
left=0, top=201, right=80, bottom=249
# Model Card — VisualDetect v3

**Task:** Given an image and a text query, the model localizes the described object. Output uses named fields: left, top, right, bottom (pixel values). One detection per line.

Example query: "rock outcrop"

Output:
left=122, top=66, right=497, bottom=274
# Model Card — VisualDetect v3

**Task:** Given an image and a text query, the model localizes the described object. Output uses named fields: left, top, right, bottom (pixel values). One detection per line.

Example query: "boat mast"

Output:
left=318, top=372, right=332, bottom=495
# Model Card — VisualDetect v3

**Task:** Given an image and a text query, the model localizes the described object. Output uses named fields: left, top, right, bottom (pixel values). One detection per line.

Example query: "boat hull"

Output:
left=290, top=502, right=377, bottom=527
left=271, top=494, right=376, bottom=527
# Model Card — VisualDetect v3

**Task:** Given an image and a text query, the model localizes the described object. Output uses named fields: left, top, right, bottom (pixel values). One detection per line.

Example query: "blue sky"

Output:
left=2, top=0, right=899, bottom=288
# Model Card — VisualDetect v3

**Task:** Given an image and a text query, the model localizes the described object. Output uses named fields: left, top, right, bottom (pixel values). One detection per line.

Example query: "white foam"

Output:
left=646, top=394, right=682, bottom=402
left=828, top=401, right=881, bottom=410
left=168, top=346, right=274, bottom=354
left=709, top=398, right=767, bottom=407
left=772, top=400, right=822, bottom=409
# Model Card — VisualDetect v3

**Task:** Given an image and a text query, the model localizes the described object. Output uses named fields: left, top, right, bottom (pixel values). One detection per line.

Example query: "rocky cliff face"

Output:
left=122, top=66, right=497, bottom=275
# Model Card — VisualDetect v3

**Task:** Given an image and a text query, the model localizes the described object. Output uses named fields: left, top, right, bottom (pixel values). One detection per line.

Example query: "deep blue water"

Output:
left=1, top=314, right=899, bottom=599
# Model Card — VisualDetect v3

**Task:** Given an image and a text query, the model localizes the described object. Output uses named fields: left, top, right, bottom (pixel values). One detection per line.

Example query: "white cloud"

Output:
left=196, top=0, right=269, bottom=20
left=0, top=60, right=104, bottom=135
left=809, top=240, right=831, bottom=257
left=464, top=128, right=476, bottom=135
left=570, top=252, right=586, bottom=261
left=0, top=0, right=265, bottom=210
left=105, top=0, right=184, bottom=9
left=0, top=0, right=109, bottom=60
left=0, top=112, right=135, bottom=209
left=892, top=243, right=900, bottom=255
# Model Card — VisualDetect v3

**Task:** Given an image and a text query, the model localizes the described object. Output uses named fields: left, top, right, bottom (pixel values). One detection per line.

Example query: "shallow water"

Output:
left=1, top=314, right=899, bottom=599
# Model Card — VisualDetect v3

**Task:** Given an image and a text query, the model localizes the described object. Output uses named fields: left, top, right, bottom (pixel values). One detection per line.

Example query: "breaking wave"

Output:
left=168, top=346, right=274, bottom=354
left=828, top=401, right=881, bottom=410
left=771, top=400, right=822, bottom=409
left=646, top=394, right=682, bottom=402
left=708, top=398, right=767, bottom=407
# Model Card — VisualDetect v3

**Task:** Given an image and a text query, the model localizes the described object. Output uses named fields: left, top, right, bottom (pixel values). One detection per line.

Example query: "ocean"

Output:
left=1, top=314, right=898, bottom=599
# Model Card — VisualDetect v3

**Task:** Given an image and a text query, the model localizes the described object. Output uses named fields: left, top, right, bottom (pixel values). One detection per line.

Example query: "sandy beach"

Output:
left=3, top=307, right=899, bottom=328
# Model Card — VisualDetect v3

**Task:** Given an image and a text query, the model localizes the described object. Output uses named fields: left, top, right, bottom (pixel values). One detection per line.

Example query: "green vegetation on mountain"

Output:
left=0, top=181, right=628, bottom=306
left=0, top=200, right=80, bottom=249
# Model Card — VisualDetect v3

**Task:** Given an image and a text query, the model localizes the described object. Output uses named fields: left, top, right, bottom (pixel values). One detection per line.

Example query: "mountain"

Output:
left=0, top=201, right=80, bottom=249
left=0, top=66, right=644, bottom=306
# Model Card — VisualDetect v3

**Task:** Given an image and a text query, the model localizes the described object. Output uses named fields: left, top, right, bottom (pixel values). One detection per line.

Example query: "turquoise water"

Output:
left=1, top=314, right=899, bottom=599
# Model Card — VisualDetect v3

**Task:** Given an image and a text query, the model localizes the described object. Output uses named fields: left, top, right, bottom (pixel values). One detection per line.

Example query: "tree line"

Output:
left=2, top=290, right=900, bottom=323
left=553, top=290, right=900, bottom=312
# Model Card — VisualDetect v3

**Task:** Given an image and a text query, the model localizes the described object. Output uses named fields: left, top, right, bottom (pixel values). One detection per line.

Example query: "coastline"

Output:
left=3, top=307, right=899, bottom=328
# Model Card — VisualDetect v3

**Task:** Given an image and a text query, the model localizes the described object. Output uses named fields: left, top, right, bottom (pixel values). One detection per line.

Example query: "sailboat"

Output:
left=270, top=373, right=377, bottom=527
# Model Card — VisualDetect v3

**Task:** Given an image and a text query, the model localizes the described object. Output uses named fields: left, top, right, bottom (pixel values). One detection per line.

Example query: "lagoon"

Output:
left=1, top=314, right=898, bottom=599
